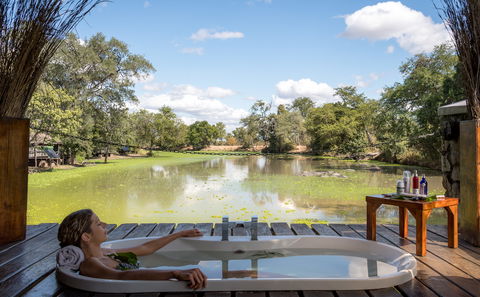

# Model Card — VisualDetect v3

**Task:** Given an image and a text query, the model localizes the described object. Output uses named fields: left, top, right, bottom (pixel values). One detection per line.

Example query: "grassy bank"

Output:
left=28, top=152, right=218, bottom=188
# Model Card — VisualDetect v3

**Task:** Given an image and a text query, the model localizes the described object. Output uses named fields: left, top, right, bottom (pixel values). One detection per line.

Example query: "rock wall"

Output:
left=441, top=113, right=469, bottom=197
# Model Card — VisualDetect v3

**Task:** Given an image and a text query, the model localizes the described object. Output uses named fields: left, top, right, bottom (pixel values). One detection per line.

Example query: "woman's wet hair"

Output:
left=58, top=209, right=94, bottom=248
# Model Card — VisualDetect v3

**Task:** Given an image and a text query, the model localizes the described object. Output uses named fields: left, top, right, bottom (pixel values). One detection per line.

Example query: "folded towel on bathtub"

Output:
left=56, top=245, right=85, bottom=271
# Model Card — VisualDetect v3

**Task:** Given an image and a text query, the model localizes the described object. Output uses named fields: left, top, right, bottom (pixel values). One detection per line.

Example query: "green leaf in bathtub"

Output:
left=107, top=252, right=140, bottom=270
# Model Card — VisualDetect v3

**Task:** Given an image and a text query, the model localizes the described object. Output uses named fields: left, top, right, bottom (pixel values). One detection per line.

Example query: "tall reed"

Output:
left=0, top=0, right=101, bottom=118
left=438, top=0, right=480, bottom=119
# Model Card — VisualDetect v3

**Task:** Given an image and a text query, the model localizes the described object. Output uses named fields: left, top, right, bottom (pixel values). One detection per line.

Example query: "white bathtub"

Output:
left=56, top=235, right=417, bottom=293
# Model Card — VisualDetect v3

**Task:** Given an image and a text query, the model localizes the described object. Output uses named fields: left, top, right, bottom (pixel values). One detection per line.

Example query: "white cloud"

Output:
left=190, top=29, right=245, bottom=41
left=342, top=1, right=450, bottom=54
left=181, top=47, right=204, bottom=55
left=245, top=96, right=257, bottom=101
left=143, top=82, right=167, bottom=92
left=355, top=73, right=380, bottom=88
left=206, top=87, right=235, bottom=98
left=138, top=84, right=248, bottom=129
left=144, top=1, right=150, bottom=8
left=355, top=75, right=367, bottom=88
left=386, top=45, right=395, bottom=53
left=272, top=95, right=291, bottom=107
left=275, top=78, right=337, bottom=105
left=179, top=116, right=197, bottom=126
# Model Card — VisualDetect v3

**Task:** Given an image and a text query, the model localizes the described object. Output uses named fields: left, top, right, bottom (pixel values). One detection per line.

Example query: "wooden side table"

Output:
left=366, top=194, right=459, bottom=256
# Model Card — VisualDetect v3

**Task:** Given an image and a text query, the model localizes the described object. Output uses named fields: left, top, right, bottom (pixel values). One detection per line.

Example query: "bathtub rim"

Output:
left=57, top=235, right=417, bottom=293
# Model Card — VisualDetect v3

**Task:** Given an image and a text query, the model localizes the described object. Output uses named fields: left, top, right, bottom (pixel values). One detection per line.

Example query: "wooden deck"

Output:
left=1, top=223, right=479, bottom=297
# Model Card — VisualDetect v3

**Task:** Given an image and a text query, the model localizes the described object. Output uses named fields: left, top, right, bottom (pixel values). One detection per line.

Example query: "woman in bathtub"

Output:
left=57, top=209, right=207, bottom=289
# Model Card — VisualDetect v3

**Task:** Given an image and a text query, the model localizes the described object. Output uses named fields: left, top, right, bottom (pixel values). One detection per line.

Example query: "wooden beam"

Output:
left=459, top=119, right=480, bottom=246
left=0, top=118, right=29, bottom=244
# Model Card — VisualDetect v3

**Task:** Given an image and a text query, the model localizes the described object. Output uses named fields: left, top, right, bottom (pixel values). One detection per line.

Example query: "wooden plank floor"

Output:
left=1, top=223, right=479, bottom=297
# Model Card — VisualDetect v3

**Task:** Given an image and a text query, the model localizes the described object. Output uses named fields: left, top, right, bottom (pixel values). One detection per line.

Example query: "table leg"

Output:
left=399, top=207, right=408, bottom=238
left=367, top=202, right=380, bottom=241
left=445, top=205, right=458, bottom=248
left=414, top=209, right=431, bottom=256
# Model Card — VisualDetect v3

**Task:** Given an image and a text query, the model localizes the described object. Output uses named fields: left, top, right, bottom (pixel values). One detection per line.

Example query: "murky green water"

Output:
left=27, top=154, right=446, bottom=225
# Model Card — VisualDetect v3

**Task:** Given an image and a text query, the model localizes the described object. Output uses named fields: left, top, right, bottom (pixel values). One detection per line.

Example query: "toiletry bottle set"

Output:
left=397, top=170, right=428, bottom=196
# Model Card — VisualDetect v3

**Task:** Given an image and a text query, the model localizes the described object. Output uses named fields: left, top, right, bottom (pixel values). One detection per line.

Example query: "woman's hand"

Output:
left=173, top=268, right=207, bottom=289
left=179, top=229, right=203, bottom=238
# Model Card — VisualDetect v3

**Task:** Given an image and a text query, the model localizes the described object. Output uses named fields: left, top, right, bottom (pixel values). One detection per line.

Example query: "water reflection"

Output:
left=28, top=156, right=447, bottom=225
left=139, top=249, right=397, bottom=279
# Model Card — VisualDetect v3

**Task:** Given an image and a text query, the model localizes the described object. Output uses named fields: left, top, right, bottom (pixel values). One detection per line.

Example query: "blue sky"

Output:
left=75, top=0, right=450, bottom=131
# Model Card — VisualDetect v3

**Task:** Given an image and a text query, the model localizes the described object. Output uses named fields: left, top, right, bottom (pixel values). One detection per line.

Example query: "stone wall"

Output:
left=439, top=100, right=469, bottom=198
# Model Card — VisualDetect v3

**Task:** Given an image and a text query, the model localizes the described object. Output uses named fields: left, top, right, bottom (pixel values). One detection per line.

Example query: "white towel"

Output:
left=56, top=245, right=85, bottom=271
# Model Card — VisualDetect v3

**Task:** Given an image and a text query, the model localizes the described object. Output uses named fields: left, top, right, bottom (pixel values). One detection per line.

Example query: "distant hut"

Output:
left=29, top=132, right=62, bottom=167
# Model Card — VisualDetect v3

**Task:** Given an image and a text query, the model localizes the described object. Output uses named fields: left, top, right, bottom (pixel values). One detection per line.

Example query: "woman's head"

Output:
left=58, top=209, right=107, bottom=248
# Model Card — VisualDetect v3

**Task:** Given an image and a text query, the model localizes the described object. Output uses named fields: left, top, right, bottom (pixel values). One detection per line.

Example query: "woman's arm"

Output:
left=80, top=257, right=207, bottom=289
left=110, top=229, right=202, bottom=256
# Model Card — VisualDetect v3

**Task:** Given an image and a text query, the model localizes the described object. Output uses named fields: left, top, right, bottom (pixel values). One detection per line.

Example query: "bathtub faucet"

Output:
left=251, top=216, right=258, bottom=240
left=222, top=216, right=229, bottom=241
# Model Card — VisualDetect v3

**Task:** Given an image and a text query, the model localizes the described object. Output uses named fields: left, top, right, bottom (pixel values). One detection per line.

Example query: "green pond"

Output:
left=27, top=152, right=446, bottom=225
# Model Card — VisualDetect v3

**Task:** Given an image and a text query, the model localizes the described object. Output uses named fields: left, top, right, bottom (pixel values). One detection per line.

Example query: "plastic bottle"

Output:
left=412, top=170, right=419, bottom=194
left=396, top=180, right=405, bottom=194
left=403, top=171, right=411, bottom=193
left=420, top=174, right=428, bottom=195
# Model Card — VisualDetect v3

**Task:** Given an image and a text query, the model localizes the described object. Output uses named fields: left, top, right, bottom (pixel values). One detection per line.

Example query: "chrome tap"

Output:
left=251, top=215, right=258, bottom=240
left=222, top=216, right=229, bottom=241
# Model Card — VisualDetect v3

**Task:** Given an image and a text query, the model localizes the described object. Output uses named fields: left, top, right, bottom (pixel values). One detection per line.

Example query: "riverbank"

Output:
left=28, top=152, right=218, bottom=187
left=202, top=145, right=309, bottom=153
left=27, top=152, right=445, bottom=225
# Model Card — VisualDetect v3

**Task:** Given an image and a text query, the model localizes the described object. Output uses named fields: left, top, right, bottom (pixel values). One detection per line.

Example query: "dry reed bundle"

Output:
left=438, top=0, right=480, bottom=119
left=0, top=0, right=101, bottom=118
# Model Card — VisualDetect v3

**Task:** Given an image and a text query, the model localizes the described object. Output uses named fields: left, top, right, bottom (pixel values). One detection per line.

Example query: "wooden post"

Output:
left=366, top=201, right=380, bottom=241
left=34, top=144, right=37, bottom=167
left=459, top=119, right=480, bottom=246
left=399, top=207, right=409, bottom=238
left=445, top=205, right=458, bottom=248
left=0, top=118, right=29, bottom=244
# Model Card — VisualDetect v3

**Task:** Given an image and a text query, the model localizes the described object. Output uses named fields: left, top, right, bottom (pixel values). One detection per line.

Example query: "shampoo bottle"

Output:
left=420, top=174, right=428, bottom=195
left=403, top=171, right=411, bottom=193
left=412, top=170, right=419, bottom=194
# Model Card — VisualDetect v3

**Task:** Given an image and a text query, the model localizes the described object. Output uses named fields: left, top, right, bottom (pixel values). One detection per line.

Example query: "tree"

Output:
left=212, top=122, right=226, bottom=144
left=238, top=116, right=260, bottom=148
left=28, top=83, right=82, bottom=143
left=131, top=109, right=157, bottom=155
left=306, top=86, right=377, bottom=156
left=374, top=103, right=417, bottom=163
left=91, top=104, right=130, bottom=163
left=268, top=109, right=305, bottom=153
left=225, top=133, right=238, bottom=146
left=289, top=97, right=315, bottom=118
left=250, top=100, right=272, bottom=143
left=233, top=126, right=254, bottom=148
left=45, top=33, right=155, bottom=105
left=40, top=33, right=155, bottom=162
left=187, top=121, right=216, bottom=150
left=155, top=106, right=187, bottom=150
left=378, top=44, right=463, bottom=166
